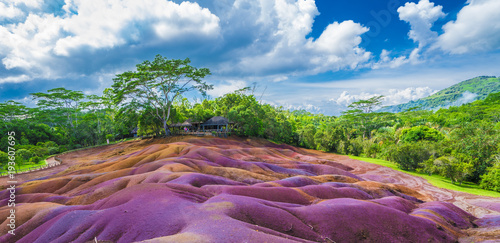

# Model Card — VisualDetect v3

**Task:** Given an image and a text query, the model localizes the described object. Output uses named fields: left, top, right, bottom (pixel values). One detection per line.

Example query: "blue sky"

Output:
left=1, top=0, right=499, bottom=115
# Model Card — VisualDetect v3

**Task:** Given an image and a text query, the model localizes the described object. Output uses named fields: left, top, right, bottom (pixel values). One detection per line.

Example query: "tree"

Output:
left=347, top=95, right=384, bottom=113
left=31, top=88, right=85, bottom=128
left=0, top=101, right=28, bottom=123
left=399, top=126, right=445, bottom=143
left=112, top=55, right=212, bottom=136
left=480, top=155, right=500, bottom=192
left=342, top=95, right=385, bottom=139
left=434, top=154, right=474, bottom=185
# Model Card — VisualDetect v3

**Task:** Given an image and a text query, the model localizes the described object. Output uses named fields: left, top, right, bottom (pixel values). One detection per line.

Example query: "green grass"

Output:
left=0, top=159, right=47, bottom=174
left=1, top=138, right=139, bottom=175
left=349, top=155, right=500, bottom=198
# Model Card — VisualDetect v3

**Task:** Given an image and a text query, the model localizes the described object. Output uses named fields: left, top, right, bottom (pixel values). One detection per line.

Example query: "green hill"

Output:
left=379, top=76, right=500, bottom=113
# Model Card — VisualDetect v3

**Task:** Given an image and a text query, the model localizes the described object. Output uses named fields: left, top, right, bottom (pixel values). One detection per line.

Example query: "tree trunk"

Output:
left=164, top=104, right=172, bottom=136
left=163, top=120, right=171, bottom=136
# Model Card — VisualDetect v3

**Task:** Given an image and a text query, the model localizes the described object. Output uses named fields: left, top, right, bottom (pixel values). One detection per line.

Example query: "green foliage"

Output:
left=399, top=126, right=444, bottom=143
left=0, top=151, right=8, bottom=168
left=16, top=149, right=34, bottom=161
left=29, top=156, right=42, bottom=163
left=380, top=76, right=500, bottom=112
left=2, top=69, right=499, bottom=193
left=112, top=55, right=212, bottom=136
left=387, top=142, right=431, bottom=171
left=480, top=158, right=500, bottom=192
left=434, top=154, right=474, bottom=185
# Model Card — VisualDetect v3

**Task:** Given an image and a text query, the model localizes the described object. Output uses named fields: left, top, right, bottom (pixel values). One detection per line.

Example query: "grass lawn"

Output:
left=349, top=155, right=500, bottom=198
left=0, top=159, right=47, bottom=174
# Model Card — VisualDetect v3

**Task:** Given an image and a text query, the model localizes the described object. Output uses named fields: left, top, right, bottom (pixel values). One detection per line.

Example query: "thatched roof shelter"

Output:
left=171, top=119, right=194, bottom=127
left=202, top=116, right=232, bottom=126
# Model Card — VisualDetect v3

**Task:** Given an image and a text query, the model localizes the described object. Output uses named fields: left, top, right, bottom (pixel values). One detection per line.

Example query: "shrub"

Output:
left=29, top=156, right=42, bottom=163
left=364, top=143, right=380, bottom=158
left=400, top=126, right=445, bottom=143
left=387, top=142, right=431, bottom=171
left=0, top=151, right=8, bottom=168
left=480, top=158, right=500, bottom=192
left=30, top=146, right=49, bottom=157
left=106, top=134, right=114, bottom=141
left=47, top=147, right=59, bottom=155
left=16, top=149, right=34, bottom=161
left=58, top=146, right=68, bottom=153
left=348, top=138, right=363, bottom=156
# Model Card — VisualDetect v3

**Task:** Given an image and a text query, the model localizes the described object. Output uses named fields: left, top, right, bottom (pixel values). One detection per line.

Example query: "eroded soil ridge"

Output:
left=0, top=137, right=494, bottom=242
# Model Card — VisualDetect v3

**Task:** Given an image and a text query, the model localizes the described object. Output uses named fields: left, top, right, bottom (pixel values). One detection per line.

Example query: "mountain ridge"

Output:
left=378, top=76, right=500, bottom=113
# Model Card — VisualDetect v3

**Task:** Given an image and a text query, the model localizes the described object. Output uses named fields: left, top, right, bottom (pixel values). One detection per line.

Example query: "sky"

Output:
left=1, top=0, right=499, bottom=115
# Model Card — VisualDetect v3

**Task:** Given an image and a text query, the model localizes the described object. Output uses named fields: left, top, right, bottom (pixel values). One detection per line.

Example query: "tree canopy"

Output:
left=112, top=55, right=212, bottom=136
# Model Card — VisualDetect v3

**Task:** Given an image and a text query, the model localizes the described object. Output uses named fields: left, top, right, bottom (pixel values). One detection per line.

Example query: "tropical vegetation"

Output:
left=1, top=55, right=499, bottom=193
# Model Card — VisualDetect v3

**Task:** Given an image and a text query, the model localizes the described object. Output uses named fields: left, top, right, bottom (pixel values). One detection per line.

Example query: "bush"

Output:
left=337, top=140, right=350, bottom=155
left=47, top=147, right=59, bottom=155
left=348, top=138, right=363, bottom=156
left=29, top=156, right=43, bottom=163
left=16, top=149, right=34, bottom=161
left=106, top=134, right=114, bottom=141
left=58, top=146, right=68, bottom=153
left=364, top=143, right=380, bottom=158
left=30, top=146, right=49, bottom=157
left=480, top=159, right=500, bottom=192
left=387, top=142, right=431, bottom=171
left=400, top=126, right=445, bottom=143
left=0, top=151, right=8, bottom=168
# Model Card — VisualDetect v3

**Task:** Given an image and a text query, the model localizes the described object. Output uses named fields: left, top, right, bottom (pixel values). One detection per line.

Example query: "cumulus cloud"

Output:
left=0, top=0, right=220, bottom=80
left=333, top=91, right=380, bottom=107
left=0, top=0, right=373, bottom=90
left=435, top=0, right=500, bottom=54
left=332, top=87, right=436, bottom=108
left=281, top=103, right=323, bottom=114
left=0, top=2, right=24, bottom=20
left=384, top=87, right=437, bottom=105
left=220, top=0, right=371, bottom=76
left=206, top=80, right=247, bottom=98
left=397, top=0, right=445, bottom=48
left=371, top=49, right=421, bottom=69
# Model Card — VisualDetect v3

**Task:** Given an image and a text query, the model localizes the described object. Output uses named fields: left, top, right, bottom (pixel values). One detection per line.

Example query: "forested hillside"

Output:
left=379, top=76, right=500, bottom=112
left=1, top=56, right=499, bottom=193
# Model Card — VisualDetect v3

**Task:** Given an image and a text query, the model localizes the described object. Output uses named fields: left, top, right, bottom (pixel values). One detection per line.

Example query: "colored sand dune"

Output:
left=0, top=138, right=478, bottom=242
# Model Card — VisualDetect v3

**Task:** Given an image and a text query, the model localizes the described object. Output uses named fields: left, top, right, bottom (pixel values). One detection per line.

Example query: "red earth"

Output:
left=0, top=136, right=498, bottom=242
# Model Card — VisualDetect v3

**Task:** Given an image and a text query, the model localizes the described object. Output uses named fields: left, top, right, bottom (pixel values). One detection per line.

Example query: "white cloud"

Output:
left=223, top=0, right=371, bottom=76
left=435, top=0, right=500, bottom=54
left=272, top=75, right=288, bottom=82
left=384, top=87, right=437, bottom=105
left=333, top=91, right=380, bottom=107
left=371, top=49, right=421, bottom=69
left=331, top=87, right=436, bottom=109
left=398, top=0, right=445, bottom=48
left=10, top=0, right=43, bottom=9
left=0, top=2, right=24, bottom=20
left=207, top=80, right=247, bottom=97
left=0, top=0, right=220, bottom=80
left=0, top=74, right=31, bottom=84
left=54, top=0, right=219, bottom=56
